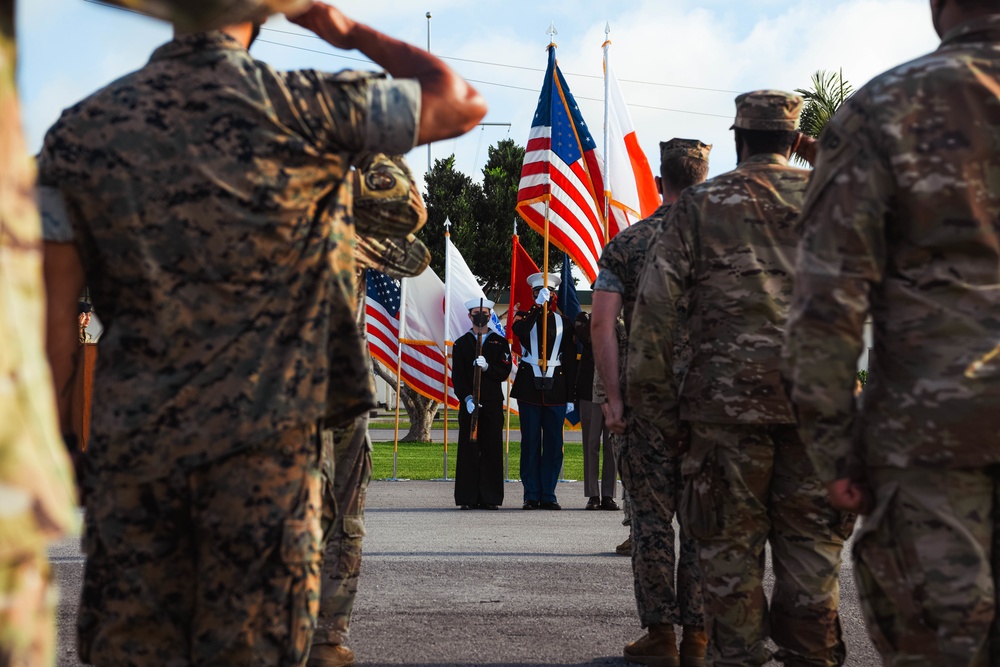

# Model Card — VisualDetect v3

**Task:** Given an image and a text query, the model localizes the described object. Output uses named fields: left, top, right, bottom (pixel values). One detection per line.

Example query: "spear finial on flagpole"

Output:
left=547, top=22, right=557, bottom=46
left=444, top=216, right=452, bottom=235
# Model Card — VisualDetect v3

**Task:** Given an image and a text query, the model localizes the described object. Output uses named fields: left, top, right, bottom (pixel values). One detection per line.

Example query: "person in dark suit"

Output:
left=511, top=272, right=577, bottom=510
left=453, top=298, right=512, bottom=510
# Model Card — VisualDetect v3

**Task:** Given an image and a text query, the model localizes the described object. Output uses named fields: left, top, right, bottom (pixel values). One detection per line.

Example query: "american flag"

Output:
left=365, top=270, right=458, bottom=408
left=516, top=44, right=607, bottom=283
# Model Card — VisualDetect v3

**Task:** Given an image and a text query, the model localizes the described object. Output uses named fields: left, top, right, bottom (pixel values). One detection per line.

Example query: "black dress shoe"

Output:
left=601, top=497, right=620, bottom=511
left=585, top=496, right=601, bottom=510
left=540, top=501, right=562, bottom=510
left=459, top=505, right=473, bottom=510
left=522, top=500, right=540, bottom=510
left=481, top=504, right=499, bottom=510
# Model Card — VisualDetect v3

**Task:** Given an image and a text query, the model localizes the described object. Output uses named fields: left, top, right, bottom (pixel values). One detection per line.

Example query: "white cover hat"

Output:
left=465, top=298, right=495, bottom=311
left=527, top=272, right=561, bottom=289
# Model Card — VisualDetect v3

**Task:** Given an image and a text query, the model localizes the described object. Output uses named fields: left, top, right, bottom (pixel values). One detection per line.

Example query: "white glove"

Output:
left=465, top=397, right=476, bottom=414
left=474, top=356, right=489, bottom=371
left=566, top=402, right=575, bottom=413
left=534, top=287, right=551, bottom=305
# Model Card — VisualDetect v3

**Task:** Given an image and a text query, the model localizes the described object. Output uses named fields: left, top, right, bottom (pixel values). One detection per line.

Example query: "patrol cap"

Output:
left=660, top=138, right=712, bottom=164
left=465, top=298, right=495, bottom=311
left=527, top=272, right=561, bottom=290
left=730, top=90, right=803, bottom=131
left=77, top=301, right=92, bottom=315
left=353, top=153, right=427, bottom=238
left=99, top=0, right=310, bottom=31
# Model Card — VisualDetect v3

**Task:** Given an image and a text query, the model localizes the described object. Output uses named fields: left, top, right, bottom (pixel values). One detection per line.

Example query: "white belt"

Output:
left=520, top=314, right=563, bottom=380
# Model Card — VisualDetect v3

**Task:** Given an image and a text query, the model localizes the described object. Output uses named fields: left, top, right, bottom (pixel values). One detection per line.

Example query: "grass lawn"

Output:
left=370, top=415, right=523, bottom=430
left=371, top=440, right=588, bottom=481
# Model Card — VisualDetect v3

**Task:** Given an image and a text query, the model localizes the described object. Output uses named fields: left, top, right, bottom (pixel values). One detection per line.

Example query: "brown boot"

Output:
left=624, top=624, right=679, bottom=667
left=679, top=626, right=707, bottom=667
left=306, top=644, right=355, bottom=667
left=615, top=534, right=632, bottom=556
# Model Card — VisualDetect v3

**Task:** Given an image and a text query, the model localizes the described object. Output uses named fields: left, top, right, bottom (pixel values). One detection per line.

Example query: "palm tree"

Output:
left=796, top=69, right=853, bottom=138
left=794, top=69, right=853, bottom=166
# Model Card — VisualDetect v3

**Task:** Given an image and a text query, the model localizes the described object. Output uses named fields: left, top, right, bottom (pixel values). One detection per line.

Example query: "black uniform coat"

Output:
left=511, top=304, right=578, bottom=406
left=452, top=328, right=512, bottom=506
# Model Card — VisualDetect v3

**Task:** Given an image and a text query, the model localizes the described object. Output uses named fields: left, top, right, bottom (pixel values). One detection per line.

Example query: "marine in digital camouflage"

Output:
left=783, top=13, right=1000, bottom=665
left=313, top=154, right=426, bottom=661
left=37, top=26, right=420, bottom=666
left=0, top=1, right=78, bottom=664
left=629, top=92, right=849, bottom=667
left=594, top=202, right=704, bottom=630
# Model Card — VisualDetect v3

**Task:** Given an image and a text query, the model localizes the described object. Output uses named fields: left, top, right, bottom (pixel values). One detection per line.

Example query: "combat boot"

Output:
left=624, top=624, right=679, bottom=667
left=679, top=626, right=707, bottom=667
left=307, top=644, right=355, bottom=667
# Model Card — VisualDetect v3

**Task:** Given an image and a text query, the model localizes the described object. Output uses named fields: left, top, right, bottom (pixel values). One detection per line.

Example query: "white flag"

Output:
left=445, top=238, right=504, bottom=342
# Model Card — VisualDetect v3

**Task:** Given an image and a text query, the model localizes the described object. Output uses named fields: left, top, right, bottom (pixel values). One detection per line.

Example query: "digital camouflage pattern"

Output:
left=78, top=426, right=323, bottom=667
left=0, top=1, right=78, bottom=664
left=36, top=31, right=419, bottom=485
left=618, top=415, right=703, bottom=629
left=783, top=15, right=1000, bottom=666
left=100, top=0, right=310, bottom=31
left=594, top=202, right=703, bottom=629
left=682, top=422, right=851, bottom=667
left=316, top=414, right=373, bottom=648
left=628, top=153, right=809, bottom=433
left=784, top=15, right=1000, bottom=483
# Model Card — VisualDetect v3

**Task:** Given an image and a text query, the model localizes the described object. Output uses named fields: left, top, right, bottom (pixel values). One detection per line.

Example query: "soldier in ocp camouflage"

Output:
left=783, top=2, right=1000, bottom=664
left=628, top=92, right=851, bottom=667
left=592, top=138, right=711, bottom=667
left=36, top=4, right=484, bottom=665
left=311, top=154, right=429, bottom=667
left=0, top=2, right=79, bottom=665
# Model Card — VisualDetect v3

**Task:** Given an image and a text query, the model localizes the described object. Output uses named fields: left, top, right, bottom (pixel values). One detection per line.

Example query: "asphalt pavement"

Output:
left=51, top=480, right=881, bottom=666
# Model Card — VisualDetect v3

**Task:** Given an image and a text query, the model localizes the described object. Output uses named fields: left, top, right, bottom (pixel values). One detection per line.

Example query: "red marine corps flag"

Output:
left=516, top=38, right=606, bottom=284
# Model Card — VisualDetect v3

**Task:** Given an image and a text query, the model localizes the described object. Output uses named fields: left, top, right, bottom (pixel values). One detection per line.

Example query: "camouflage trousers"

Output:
left=856, top=465, right=1000, bottom=667
left=314, top=414, right=373, bottom=648
left=78, top=425, right=323, bottom=667
left=0, top=546, right=56, bottom=667
left=682, top=422, right=852, bottom=667
left=618, top=414, right=703, bottom=628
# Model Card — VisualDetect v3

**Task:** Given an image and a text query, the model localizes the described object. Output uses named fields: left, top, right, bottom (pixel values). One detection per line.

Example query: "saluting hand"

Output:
left=289, top=2, right=358, bottom=50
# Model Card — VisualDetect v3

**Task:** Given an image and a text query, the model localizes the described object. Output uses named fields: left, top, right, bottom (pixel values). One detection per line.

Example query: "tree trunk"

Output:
left=371, top=360, right=440, bottom=442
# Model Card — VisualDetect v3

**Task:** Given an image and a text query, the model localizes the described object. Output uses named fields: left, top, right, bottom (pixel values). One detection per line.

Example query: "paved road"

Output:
left=51, top=481, right=880, bottom=666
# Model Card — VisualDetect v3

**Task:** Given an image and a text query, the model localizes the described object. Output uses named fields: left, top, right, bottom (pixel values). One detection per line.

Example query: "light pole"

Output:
left=426, top=11, right=433, bottom=175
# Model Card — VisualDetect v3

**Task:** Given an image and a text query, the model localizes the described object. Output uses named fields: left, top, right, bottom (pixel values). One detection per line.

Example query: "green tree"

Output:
left=419, top=154, right=483, bottom=281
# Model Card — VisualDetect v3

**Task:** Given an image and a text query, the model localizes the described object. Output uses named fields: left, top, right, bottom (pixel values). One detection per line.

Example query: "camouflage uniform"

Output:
left=100, top=0, right=310, bottom=30
left=595, top=142, right=707, bottom=632
left=37, top=31, right=419, bottom=667
left=784, top=16, right=1000, bottom=666
left=0, top=2, right=79, bottom=665
left=629, top=92, right=851, bottom=667
left=313, top=156, right=428, bottom=657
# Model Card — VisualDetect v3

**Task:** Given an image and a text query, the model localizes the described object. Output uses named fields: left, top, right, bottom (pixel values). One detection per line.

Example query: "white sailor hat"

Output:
left=465, top=298, right=495, bottom=311
left=527, top=272, right=561, bottom=290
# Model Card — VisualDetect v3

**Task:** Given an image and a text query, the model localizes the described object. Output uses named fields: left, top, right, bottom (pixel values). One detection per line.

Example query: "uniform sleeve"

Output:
left=594, top=239, right=627, bottom=294
left=277, top=70, right=420, bottom=156
left=452, top=337, right=473, bottom=401
left=783, top=95, right=890, bottom=483
left=37, top=186, right=75, bottom=243
left=626, top=202, right=694, bottom=438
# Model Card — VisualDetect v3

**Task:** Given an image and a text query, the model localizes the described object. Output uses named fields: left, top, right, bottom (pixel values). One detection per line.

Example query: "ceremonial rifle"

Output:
left=470, top=298, right=484, bottom=443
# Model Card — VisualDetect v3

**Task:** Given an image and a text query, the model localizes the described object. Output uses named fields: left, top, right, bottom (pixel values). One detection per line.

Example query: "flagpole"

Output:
left=505, top=226, right=517, bottom=482
left=602, top=23, right=611, bottom=245
left=540, top=29, right=557, bottom=375
left=442, top=217, right=452, bottom=480
left=393, top=277, right=409, bottom=480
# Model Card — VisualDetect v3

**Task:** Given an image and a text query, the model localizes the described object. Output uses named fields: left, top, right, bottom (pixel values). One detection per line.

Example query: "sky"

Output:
left=19, top=0, right=940, bottom=190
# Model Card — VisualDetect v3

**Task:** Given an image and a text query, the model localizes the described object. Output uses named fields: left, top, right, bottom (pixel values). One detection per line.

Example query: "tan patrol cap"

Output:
left=660, top=138, right=712, bottom=165
left=730, top=90, right=803, bottom=131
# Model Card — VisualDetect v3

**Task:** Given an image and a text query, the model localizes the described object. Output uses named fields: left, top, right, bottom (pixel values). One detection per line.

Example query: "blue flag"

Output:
left=558, top=253, right=582, bottom=427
